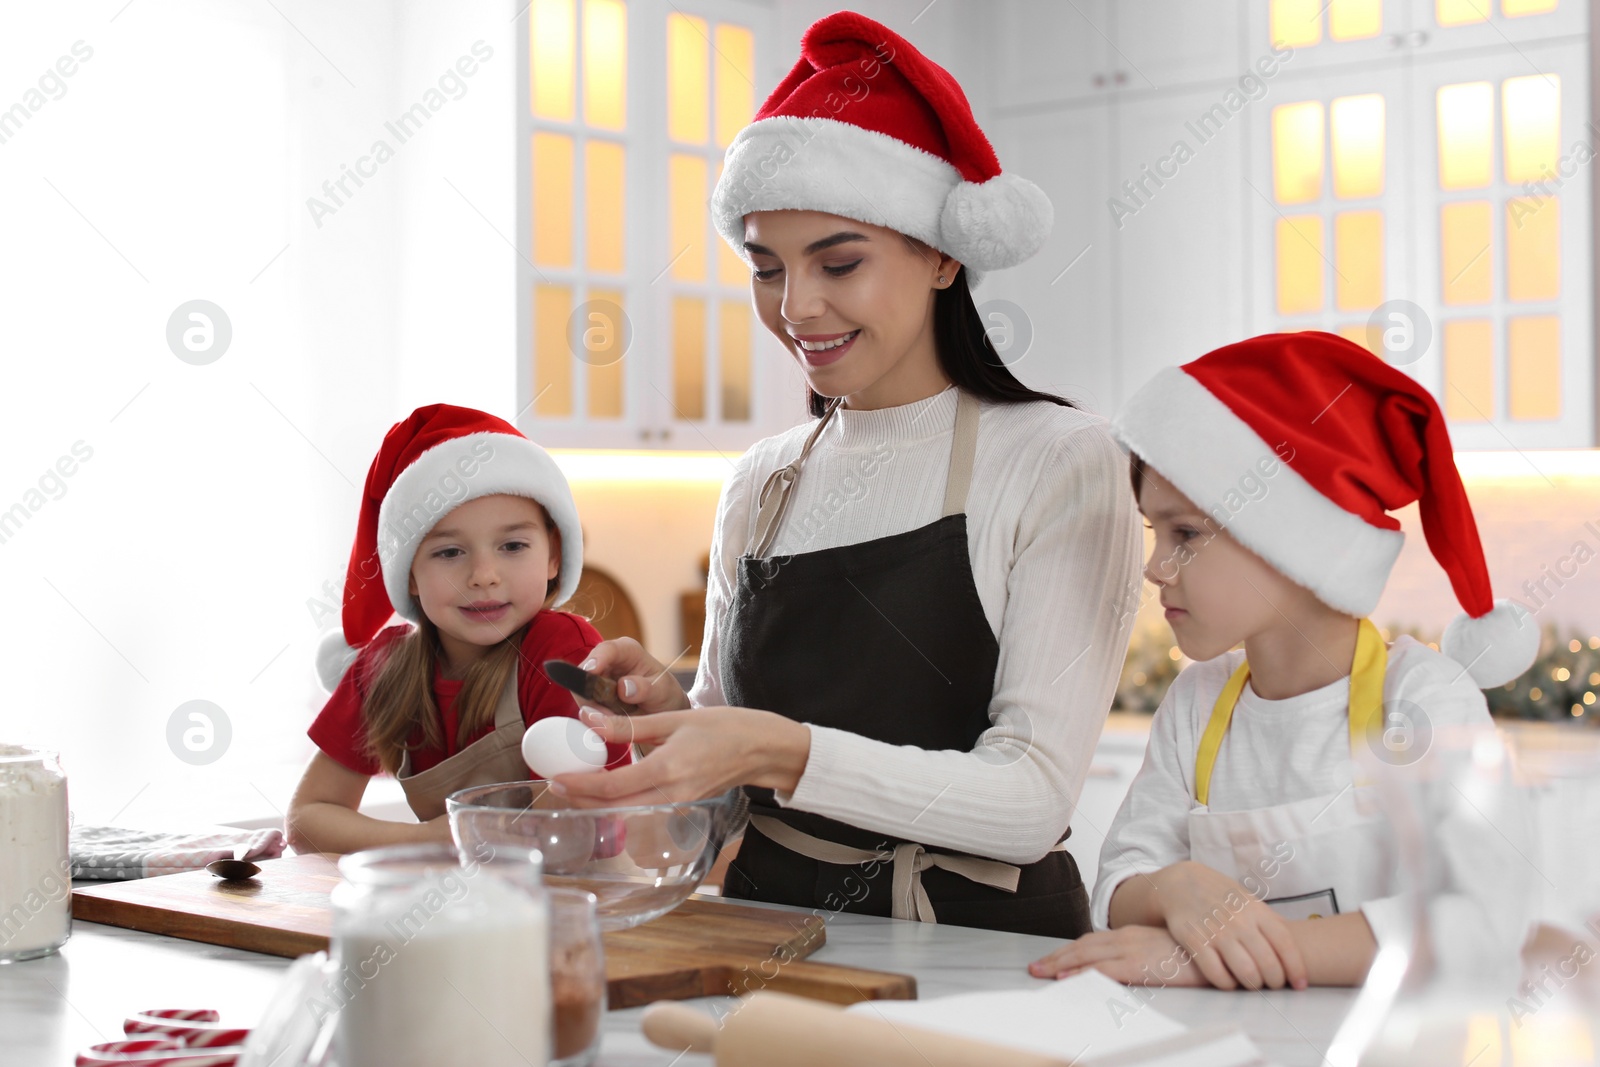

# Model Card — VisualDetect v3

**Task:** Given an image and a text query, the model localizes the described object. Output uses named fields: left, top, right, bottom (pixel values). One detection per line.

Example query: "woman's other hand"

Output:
left=577, top=638, right=691, bottom=715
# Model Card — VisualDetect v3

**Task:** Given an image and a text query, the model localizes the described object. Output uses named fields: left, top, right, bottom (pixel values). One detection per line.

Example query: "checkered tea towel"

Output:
left=71, top=824, right=286, bottom=880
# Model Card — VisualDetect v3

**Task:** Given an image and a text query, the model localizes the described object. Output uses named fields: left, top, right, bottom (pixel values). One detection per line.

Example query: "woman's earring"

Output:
left=937, top=274, right=946, bottom=286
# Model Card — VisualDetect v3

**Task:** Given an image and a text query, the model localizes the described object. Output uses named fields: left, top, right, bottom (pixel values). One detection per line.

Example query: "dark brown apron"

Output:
left=719, top=390, right=1091, bottom=938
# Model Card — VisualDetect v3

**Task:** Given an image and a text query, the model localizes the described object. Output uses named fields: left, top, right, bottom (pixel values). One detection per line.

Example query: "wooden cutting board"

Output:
left=72, top=854, right=915, bottom=1008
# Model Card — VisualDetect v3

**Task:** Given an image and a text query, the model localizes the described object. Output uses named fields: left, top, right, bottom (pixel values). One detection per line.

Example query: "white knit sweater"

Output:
left=688, top=385, right=1144, bottom=865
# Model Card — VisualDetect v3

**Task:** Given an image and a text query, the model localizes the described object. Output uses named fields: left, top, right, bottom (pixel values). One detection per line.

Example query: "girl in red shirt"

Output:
left=287, top=405, right=628, bottom=854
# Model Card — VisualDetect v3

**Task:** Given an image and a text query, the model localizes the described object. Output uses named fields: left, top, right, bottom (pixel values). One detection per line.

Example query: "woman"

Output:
left=553, top=10, right=1141, bottom=937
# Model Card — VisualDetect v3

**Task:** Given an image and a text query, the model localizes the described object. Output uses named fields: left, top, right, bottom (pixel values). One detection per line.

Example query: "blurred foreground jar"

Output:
left=0, top=745, right=71, bottom=963
left=329, top=843, right=551, bottom=1067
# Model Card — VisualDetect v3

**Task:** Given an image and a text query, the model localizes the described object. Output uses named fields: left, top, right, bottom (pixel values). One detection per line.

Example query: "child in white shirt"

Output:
left=1030, top=332, right=1539, bottom=990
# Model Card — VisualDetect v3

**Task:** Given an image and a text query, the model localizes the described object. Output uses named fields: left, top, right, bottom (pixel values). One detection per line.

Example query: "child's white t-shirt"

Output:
left=1090, top=636, right=1491, bottom=932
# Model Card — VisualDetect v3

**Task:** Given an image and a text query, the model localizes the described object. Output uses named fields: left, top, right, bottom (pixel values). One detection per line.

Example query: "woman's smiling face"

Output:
left=743, top=210, right=960, bottom=409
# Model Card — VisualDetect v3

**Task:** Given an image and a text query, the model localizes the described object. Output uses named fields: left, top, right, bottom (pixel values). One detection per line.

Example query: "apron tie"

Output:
left=749, top=814, right=1049, bottom=923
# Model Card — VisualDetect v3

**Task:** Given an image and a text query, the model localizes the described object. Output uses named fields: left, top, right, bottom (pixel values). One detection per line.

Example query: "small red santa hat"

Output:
left=711, top=10, right=1051, bottom=288
left=1114, top=331, right=1539, bottom=689
left=315, top=404, right=583, bottom=691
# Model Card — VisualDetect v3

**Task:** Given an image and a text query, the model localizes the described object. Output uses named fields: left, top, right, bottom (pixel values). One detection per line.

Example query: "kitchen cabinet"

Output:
left=986, top=0, right=1591, bottom=443
left=517, top=0, right=807, bottom=450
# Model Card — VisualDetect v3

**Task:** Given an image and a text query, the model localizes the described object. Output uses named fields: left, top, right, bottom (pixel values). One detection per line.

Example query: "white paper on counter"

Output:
left=845, top=970, right=1268, bottom=1066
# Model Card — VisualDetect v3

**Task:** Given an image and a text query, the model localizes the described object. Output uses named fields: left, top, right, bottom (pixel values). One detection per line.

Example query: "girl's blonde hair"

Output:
left=360, top=502, right=560, bottom=776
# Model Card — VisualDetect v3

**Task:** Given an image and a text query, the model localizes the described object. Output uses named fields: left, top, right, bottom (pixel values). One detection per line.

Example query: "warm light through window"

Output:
left=720, top=302, right=752, bottom=422
left=1335, top=210, right=1383, bottom=311
left=531, top=0, right=575, bottom=121
left=1508, top=316, right=1560, bottom=420
left=533, top=132, right=574, bottom=266
left=669, top=154, right=708, bottom=281
left=672, top=297, right=706, bottom=419
left=585, top=141, right=624, bottom=273
left=586, top=288, right=626, bottom=418
left=1329, top=0, right=1382, bottom=40
left=714, top=25, right=755, bottom=149
left=668, top=13, right=710, bottom=144
left=1503, top=74, right=1559, bottom=184
left=1506, top=196, right=1560, bottom=302
left=1440, top=201, right=1493, bottom=306
left=1269, top=0, right=1323, bottom=47
left=1502, top=0, right=1559, bottom=15
left=1331, top=94, right=1385, bottom=199
left=1443, top=319, right=1494, bottom=422
left=1273, top=101, right=1325, bottom=204
left=535, top=284, right=574, bottom=416
left=583, top=0, right=626, bottom=130
left=1437, top=82, right=1494, bottom=189
left=1277, top=215, right=1325, bottom=314
left=1436, top=0, right=1489, bottom=26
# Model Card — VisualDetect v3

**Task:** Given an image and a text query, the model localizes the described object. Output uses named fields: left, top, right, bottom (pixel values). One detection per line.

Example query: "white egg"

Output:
left=521, top=716, right=608, bottom=778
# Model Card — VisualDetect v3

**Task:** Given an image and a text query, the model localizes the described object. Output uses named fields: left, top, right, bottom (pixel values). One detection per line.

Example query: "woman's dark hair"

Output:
left=806, top=266, right=1076, bottom=418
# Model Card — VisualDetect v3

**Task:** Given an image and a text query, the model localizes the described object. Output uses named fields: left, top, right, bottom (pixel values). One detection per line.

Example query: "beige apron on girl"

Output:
left=1186, top=619, right=1398, bottom=921
left=397, top=674, right=530, bottom=822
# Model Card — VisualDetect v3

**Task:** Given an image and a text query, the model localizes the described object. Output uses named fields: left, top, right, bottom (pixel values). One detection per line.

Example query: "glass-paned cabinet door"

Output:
left=1416, top=0, right=1585, bottom=55
left=1247, top=0, right=1415, bottom=72
left=1248, top=67, right=1411, bottom=352
left=519, top=0, right=797, bottom=450
left=1410, top=42, right=1590, bottom=449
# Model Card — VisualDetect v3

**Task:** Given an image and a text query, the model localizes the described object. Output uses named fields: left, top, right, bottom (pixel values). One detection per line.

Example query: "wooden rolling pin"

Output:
left=642, top=992, right=1078, bottom=1067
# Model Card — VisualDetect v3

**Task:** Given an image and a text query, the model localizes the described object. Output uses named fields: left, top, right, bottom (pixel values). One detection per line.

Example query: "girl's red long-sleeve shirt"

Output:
left=308, top=610, right=629, bottom=776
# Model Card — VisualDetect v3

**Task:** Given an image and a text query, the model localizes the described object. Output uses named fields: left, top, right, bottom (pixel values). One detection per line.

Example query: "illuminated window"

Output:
left=1508, top=316, right=1560, bottom=420
left=1331, top=94, right=1384, bottom=199
left=1329, top=0, right=1382, bottom=40
left=1273, top=102, right=1325, bottom=205
left=1335, top=211, right=1383, bottom=311
left=1277, top=216, right=1325, bottom=314
left=1440, top=201, right=1494, bottom=306
left=1502, top=74, right=1559, bottom=184
left=1269, top=0, right=1322, bottom=47
left=1437, top=82, right=1494, bottom=189
left=1443, top=320, right=1494, bottom=422
left=523, top=2, right=765, bottom=437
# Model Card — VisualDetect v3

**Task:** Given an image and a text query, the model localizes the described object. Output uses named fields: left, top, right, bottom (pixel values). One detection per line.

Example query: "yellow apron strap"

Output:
left=1195, top=661, right=1251, bottom=807
left=1193, top=619, right=1389, bottom=807
left=1347, top=618, right=1387, bottom=784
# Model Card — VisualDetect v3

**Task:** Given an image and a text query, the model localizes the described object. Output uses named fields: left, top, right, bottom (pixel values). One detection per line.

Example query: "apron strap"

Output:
left=747, top=398, right=843, bottom=559
left=1193, top=618, right=1388, bottom=806
left=746, top=389, right=980, bottom=558
left=748, top=813, right=1064, bottom=923
left=940, top=389, right=981, bottom=519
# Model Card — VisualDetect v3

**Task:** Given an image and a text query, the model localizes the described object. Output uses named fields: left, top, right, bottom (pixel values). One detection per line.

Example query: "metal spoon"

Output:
left=205, top=857, right=262, bottom=880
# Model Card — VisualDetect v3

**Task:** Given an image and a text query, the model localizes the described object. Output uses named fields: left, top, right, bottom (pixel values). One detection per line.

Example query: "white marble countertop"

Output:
left=3, top=904, right=1358, bottom=1067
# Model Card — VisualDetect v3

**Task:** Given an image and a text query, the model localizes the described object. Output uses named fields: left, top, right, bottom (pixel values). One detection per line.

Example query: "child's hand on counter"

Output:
left=1028, top=925, right=1209, bottom=986
left=1148, top=861, right=1307, bottom=991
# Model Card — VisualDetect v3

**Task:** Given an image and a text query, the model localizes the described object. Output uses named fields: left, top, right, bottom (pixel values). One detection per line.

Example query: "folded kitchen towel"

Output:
left=70, top=824, right=286, bottom=880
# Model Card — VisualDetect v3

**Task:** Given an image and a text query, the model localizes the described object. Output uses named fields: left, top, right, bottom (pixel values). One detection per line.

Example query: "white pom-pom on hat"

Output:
left=317, top=629, right=362, bottom=692
left=940, top=173, right=1054, bottom=274
left=1441, top=599, right=1542, bottom=689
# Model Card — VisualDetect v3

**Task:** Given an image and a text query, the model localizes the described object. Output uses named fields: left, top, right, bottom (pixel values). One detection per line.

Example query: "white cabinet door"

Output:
left=990, top=0, right=1116, bottom=109
left=1245, top=65, right=1413, bottom=349
left=1110, top=0, right=1245, bottom=92
left=1407, top=0, right=1586, bottom=56
left=1113, top=87, right=1249, bottom=405
left=985, top=107, right=1117, bottom=416
left=1245, top=0, right=1416, bottom=73
left=1408, top=41, right=1591, bottom=449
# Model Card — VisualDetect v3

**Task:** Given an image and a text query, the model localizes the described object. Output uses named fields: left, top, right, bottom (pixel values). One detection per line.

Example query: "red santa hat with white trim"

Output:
left=315, top=404, right=583, bottom=691
left=1113, top=331, right=1539, bottom=689
left=711, top=10, right=1051, bottom=288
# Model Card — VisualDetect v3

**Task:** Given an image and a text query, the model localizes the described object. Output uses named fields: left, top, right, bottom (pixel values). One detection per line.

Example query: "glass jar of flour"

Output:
left=328, top=843, right=551, bottom=1067
left=0, top=746, right=71, bottom=963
